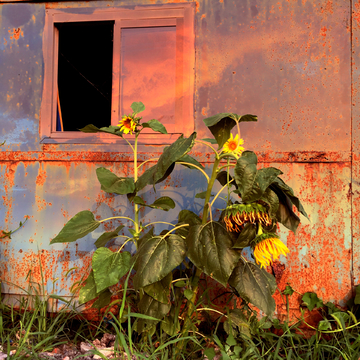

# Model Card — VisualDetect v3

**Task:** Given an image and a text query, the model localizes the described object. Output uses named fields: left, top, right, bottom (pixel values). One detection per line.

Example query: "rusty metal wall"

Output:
left=0, top=0, right=356, bottom=313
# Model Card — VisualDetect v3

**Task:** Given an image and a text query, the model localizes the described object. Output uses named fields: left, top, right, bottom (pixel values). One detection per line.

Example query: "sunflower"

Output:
left=118, top=115, right=137, bottom=134
left=223, top=203, right=272, bottom=232
left=222, top=134, right=244, bottom=156
left=252, top=233, right=289, bottom=268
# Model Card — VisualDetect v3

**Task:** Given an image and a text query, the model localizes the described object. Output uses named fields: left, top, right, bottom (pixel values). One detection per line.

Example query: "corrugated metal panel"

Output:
left=0, top=0, right=356, bottom=313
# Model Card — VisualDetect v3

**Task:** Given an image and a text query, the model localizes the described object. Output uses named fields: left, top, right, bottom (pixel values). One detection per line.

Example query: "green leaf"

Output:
left=133, top=234, right=186, bottom=289
left=195, top=191, right=213, bottom=199
left=79, top=270, right=97, bottom=304
left=161, top=307, right=180, bottom=336
left=137, top=227, right=154, bottom=250
left=234, top=151, right=258, bottom=198
left=203, top=113, right=257, bottom=149
left=134, top=293, right=170, bottom=333
left=92, top=249, right=131, bottom=293
left=186, top=221, right=240, bottom=286
left=201, top=138, right=218, bottom=144
left=302, top=292, right=323, bottom=311
left=318, top=319, right=331, bottom=331
left=216, top=171, right=237, bottom=188
left=96, top=167, right=135, bottom=195
left=203, top=348, right=216, bottom=360
left=50, top=210, right=100, bottom=244
left=131, top=101, right=145, bottom=114
left=79, top=124, right=123, bottom=137
left=144, top=272, right=172, bottom=304
left=355, top=285, right=360, bottom=305
left=260, top=188, right=279, bottom=218
left=276, top=196, right=300, bottom=234
left=242, top=167, right=282, bottom=203
left=235, top=152, right=282, bottom=203
left=135, top=133, right=196, bottom=192
left=232, top=223, right=256, bottom=249
left=142, top=119, right=167, bottom=134
left=176, top=210, right=202, bottom=238
left=184, top=289, right=194, bottom=301
left=270, top=177, right=309, bottom=220
left=154, top=133, right=196, bottom=184
left=229, top=259, right=276, bottom=316
left=224, top=309, right=250, bottom=338
left=176, top=154, right=205, bottom=171
left=283, top=285, right=294, bottom=296
left=133, top=196, right=175, bottom=211
left=92, top=289, right=112, bottom=310
left=94, top=225, right=125, bottom=248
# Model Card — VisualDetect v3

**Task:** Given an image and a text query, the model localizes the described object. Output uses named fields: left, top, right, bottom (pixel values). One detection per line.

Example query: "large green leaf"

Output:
left=154, top=133, right=196, bottom=183
left=216, top=171, right=237, bottom=188
left=133, top=234, right=186, bottom=289
left=79, top=270, right=98, bottom=304
left=142, top=119, right=167, bottom=134
left=229, top=259, right=276, bottom=316
left=135, top=163, right=175, bottom=193
left=234, top=151, right=258, bottom=199
left=260, top=188, right=280, bottom=218
left=133, top=196, right=175, bottom=211
left=232, top=223, right=257, bottom=249
left=176, top=210, right=202, bottom=238
left=96, top=167, right=135, bottom=195
left=136, top=133, right=196, bottom=191
left=92, top=249, right=131, bottom=293
left=235, top=152, right=282, bottom=203
left=203, top=113, right=257, bottom=149
left=186, top=221, right=240, bottom=286
left=135, top=293, right=171, bottom=333
left=270, top=177, right=309, bottom=220
left=131, top=101, right=145, bottom=114
left=94, top=225, right=125, bottom=248
left=50, top=210, right=100, bottom=244
left=144, top=272, right=172, bottom=304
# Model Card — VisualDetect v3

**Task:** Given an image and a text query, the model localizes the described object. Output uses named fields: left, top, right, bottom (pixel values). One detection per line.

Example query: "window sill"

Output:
left=40, top=132, right=186, bottom=145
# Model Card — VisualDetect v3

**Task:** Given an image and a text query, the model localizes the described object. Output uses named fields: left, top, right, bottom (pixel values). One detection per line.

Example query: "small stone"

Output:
left=62, top=357, right=70, bottom=360
left=80, top=342, right=94, bottom=354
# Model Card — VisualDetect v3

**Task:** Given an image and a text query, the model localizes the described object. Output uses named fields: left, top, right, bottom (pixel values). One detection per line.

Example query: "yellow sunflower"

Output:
left=223, top=134, right=244, bottom=156
left=252, top=234, right=289, bottom=268
left=118, top=115, right=137, bottom=134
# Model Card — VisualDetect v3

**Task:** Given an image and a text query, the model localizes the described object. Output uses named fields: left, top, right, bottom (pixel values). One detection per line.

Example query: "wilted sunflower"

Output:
left=118, top=115, right=137, bottom=134
left=252, top=233, right=289, bottom=268
left=222, top=134, right=244, bottom=156
left=223, top=203, right=272, bottom=232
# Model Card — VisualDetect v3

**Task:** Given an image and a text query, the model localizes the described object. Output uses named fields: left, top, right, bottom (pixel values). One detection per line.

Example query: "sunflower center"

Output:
left=123, top=118, right=132, bottom=128
left=228, top=141, right=238, bottom=151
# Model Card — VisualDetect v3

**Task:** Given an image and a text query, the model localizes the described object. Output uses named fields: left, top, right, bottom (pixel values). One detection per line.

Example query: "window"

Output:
left=40, top=4, right=194, bottom=144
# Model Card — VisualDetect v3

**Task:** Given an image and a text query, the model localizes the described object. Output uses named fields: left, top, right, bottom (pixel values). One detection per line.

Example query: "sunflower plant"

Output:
left=50, top=102, right=308, bottom=342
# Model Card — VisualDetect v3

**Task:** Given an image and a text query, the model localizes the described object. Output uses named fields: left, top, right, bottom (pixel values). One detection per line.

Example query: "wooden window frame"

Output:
left=40, top=4, right=195, bottom=144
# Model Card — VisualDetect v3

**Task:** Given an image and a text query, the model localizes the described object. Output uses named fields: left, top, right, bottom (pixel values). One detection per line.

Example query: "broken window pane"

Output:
left=120, top=26, right=176, bottom=124
left=56, top=21, right=113, bottom=131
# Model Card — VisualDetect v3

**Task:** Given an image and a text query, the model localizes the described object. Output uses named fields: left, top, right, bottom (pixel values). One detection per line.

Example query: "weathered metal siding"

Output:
left=0, top=0, right=356, bottom=313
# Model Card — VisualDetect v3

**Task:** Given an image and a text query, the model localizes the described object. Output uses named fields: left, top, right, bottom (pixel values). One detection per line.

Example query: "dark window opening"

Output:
left=56, top=21, right=113, bottom=131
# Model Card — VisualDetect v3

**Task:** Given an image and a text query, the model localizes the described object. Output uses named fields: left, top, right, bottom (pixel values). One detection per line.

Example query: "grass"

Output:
left=1, top=268, right=360, bottom=360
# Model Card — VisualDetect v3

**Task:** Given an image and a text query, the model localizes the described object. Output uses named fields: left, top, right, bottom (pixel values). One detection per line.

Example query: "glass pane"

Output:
left=120, top=27, right=176, bottom=124
left=57, top=21, right=113, bottom=131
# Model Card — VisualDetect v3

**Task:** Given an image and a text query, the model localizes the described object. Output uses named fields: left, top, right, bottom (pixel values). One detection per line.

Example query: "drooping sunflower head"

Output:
left=251, top=233, right=289, bottom=268
left=223, top=203, right=272, bottom=232
left=222, top=133, right=244, bottom=156
left=118, top=115, right=137, bottom=134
